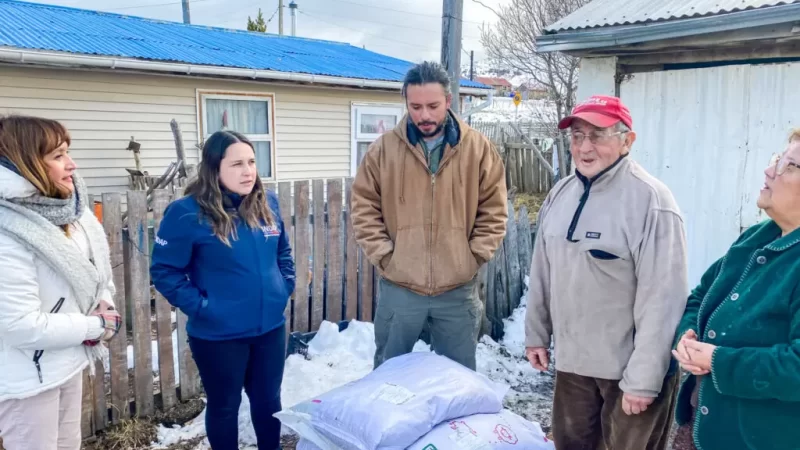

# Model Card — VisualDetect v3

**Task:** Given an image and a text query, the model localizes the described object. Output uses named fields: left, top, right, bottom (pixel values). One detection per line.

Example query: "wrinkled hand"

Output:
left=622, top=393, right=654, bottom=415
left=671, top=330, right=711, bottom=376
left=525, top=346, right=549, bottom=372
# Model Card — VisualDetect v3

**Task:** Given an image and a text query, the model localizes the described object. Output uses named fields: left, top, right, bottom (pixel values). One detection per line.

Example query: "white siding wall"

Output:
left=0, top=65, right=400, bottom=194
left=620, top=61, right=800, bottom=287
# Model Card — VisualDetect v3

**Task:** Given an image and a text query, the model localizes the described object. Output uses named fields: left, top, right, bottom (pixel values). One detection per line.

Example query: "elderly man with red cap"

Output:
left=524, top=95, right=688, bottom=449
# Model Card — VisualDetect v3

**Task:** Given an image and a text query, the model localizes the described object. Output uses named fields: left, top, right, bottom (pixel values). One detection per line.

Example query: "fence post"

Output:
left=278, top=182, right=294, bottom=335
left=173, top=188, right=201, bottom=402
left=126, top=190, right=154, bottom=417
left=504, top=201, right=522, bottom=310
left=102, top=193, right=130, bottom=422
left=294, top=181, right=311, bottom=333
left=312, top=180, right=326, bottom=331
left=517, top=206, right=533, bottom=280
left=344, top=179, right=359, bottom=320
left=152, top=190, right=177, bottom=411
left=326, top=179, right=344, bottom=323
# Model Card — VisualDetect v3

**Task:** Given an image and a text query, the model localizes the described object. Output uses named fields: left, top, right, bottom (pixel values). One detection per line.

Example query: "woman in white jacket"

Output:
left=0, top=115, right=121, bottom=449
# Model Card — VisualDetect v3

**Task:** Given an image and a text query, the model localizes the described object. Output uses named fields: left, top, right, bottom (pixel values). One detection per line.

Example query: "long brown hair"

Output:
left=186, top=130, right=274, bottom=245
left=0, top=115, right=72, bottom=199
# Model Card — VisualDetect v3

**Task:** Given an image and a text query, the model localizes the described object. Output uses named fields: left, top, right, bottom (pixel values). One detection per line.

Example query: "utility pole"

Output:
left=441, top=0, right=463, bottom=115
left=278, top=0, right=284, bottom=35
left=289, top=1, right=297, bottom=36
left=181, top=0, right=191, bottom=24
left=468, top=50, right=474, bottom=125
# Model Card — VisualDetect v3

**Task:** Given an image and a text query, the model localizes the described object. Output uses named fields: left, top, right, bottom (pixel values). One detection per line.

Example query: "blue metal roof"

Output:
left=0, top=0, right=489, bottom=89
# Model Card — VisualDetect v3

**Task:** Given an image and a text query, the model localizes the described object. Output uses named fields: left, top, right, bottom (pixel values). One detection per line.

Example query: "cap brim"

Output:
left=558, top=112, right=621, bottom=130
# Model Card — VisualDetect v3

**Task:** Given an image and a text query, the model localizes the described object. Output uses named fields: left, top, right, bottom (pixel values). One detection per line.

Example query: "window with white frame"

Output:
left=199, top=91, right=276, bottom=179
left=351, top=103, right=405, bottom=175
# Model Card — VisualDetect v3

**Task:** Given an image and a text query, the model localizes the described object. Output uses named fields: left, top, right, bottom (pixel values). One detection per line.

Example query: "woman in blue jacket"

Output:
left=151, top=130, right=295, bottom=450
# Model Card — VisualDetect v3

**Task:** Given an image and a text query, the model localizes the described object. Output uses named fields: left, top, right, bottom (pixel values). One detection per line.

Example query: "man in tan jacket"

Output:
left=525, top=95, right=688, bottom=449
left=351, top=61, right=507, bottom=371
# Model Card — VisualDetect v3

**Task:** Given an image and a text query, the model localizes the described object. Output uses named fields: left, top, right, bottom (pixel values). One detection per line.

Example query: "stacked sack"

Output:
left=275, top=352, right=554, bottom=450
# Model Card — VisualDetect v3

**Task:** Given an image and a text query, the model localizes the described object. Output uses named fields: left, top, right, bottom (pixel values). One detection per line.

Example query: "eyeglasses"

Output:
left=568, top=131, right=626, bottom=146
left=768, top=153, right=800, bottom=176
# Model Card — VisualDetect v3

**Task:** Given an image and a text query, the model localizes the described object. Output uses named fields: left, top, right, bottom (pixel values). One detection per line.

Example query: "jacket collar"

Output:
left=397, top=109, right=462, bottom=149
left=0, top=162, right=37, bottom=200
left=575, top=154, right=631, bottom=192
left=736, top=220, right=800, bottom=253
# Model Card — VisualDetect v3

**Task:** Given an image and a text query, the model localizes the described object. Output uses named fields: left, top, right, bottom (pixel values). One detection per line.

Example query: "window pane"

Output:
left=254, top=141, right=272, bottom=178
left=360, top=114, right=396, bottom=134
left=357, top=141, right=371, bottom=166
left=206, top=98, right=269, bottom=135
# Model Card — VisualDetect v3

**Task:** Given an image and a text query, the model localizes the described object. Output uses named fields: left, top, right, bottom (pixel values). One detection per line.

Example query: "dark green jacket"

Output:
left=674, top=220, right=800, bottom=450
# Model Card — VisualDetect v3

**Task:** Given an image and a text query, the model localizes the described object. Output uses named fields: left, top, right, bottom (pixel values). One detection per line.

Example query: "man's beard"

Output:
left=415, top=120, right=445, bottom=138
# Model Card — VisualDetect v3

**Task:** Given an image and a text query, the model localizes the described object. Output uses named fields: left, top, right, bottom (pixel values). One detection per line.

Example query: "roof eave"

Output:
left=537, top=2, right=800, bottom=54
left=0, top=47, right=493, bottom=95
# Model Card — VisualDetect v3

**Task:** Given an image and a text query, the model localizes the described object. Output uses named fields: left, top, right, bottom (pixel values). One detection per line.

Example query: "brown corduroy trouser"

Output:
left=551, top=371, right=679, bottom=450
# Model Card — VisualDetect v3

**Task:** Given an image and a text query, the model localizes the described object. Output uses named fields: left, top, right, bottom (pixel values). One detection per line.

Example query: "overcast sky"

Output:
left=35, top=0, right=509, bottom=65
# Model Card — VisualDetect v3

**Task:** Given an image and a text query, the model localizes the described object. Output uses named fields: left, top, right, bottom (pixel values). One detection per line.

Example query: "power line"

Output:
left=302, top=7, right=482, bottom=38
left=109, top=0, right=217, bottom=12
left=298, top=11, right=433, bottom=50
left=317, top=0, right=486, bottom=25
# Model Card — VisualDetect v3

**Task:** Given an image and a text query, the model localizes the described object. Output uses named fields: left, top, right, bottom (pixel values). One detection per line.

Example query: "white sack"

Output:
left=407, top=409, right=554, bottom=450
left=275, top=352, right=508, bottom=450
left=295, top=410, right=554, bottom=450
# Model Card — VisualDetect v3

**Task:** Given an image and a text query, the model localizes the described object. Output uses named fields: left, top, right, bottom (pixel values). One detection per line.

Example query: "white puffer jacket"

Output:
left=0, top=166, right=113, bottom=402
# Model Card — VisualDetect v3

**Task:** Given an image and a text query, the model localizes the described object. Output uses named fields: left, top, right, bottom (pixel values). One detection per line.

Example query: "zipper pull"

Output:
left=431, top=175, right=435, bottom=186
left=36, top=361, right=43, bottom=383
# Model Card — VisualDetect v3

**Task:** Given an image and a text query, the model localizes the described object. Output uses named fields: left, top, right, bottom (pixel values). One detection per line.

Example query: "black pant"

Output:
left=189, top=324, right=286, bottom=450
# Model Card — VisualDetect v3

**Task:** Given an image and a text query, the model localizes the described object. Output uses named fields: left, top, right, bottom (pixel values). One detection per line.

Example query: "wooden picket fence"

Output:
left=77, top=177, right=534, bottom=439
left=502, top=143, right=555, bottom=194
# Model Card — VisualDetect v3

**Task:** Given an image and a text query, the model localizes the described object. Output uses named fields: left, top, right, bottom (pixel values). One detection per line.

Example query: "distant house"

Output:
left=0, top=0, right=491, bottom=194
left=516, top=83, right=549, bottom=100
left=537, top=0, right=800, bottom=285
left=475, top=76, right=513, bottom=95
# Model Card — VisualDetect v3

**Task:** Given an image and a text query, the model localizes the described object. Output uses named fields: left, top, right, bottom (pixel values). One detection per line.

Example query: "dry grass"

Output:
left=83, top=417, right=157, bottom=450
left=513, top=192, right=548, bottom=223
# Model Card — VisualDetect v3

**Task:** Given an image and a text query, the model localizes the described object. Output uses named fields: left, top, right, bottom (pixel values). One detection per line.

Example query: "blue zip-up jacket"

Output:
left=150, top=190, right=295, bottom=340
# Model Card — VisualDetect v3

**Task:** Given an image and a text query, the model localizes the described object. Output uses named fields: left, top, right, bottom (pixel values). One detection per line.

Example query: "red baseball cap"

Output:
left=558, top=95, right=633, bottom=130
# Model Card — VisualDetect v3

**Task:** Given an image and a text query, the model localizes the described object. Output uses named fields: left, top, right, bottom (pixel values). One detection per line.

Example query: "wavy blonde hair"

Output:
left=790, top=128, right=800, bottom=143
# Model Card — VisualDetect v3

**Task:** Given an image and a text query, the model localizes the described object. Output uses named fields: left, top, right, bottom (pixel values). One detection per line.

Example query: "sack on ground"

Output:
left=407, top=409, right=554, bottom=450
left=275, top=352, right=508, bottom=450
left=295, top=410, right=554, bottom=450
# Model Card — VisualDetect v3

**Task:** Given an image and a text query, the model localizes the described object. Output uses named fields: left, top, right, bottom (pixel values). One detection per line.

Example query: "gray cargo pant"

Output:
left=373, top=278, right=483, bottom=370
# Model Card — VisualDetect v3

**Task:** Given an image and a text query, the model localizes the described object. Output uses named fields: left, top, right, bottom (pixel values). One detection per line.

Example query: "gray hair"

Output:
left=615, top=122, right=631, bottom=133
left=402, top=61, right=451, bottom=98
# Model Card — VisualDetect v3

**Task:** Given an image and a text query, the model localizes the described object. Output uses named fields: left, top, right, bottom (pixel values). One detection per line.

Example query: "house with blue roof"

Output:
left=0, top=0, right=491, bottom=192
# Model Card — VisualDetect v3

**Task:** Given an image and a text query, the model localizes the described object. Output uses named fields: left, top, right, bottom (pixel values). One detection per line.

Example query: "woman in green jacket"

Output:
left=671, top=128, right=800, bottom=450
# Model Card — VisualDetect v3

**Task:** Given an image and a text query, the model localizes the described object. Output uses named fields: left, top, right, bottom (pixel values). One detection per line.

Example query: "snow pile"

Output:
left=152, top=290, right=553, bottom=449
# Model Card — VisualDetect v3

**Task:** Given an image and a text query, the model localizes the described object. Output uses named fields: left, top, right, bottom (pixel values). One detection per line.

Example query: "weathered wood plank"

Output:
left=517, top=206, right=533, bottom=281
left=344, top=179, right=359, bottom=321
left=152, top=190, right=177, bottom=411
left=359, top=254, right=374, bottom=321
left=172, top=187, right=201, bottom=402
left=326, top=179, right=344, bottom=323
left=294, top=181, right=311, bottom=333
left=477, top=264, right=490, bottom=338
left=278, top=182, right=294, bottom=335
left=92, top=360, right=106, bottom=432
left=312, top=179, right=326, bottom=331
left=102, top=193, right=129, bottom=422
left=125, top=190, right=154, bottom=416
left=494, top=242, right=509, bottom=330
left=486, top=254, right=499, bottom=340
left=81, top=369, right=93, bottom=438
left=505, top=201, right=523, bottom=311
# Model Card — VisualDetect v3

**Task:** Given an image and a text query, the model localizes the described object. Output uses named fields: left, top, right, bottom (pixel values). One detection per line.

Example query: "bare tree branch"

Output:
left=469, top=0, right=501, bottom=18
left=480, top=0, right=589, bottom=177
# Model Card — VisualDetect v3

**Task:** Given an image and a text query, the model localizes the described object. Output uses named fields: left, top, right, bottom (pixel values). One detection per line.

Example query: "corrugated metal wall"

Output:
left=621, top=61, right=800, bottom=286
